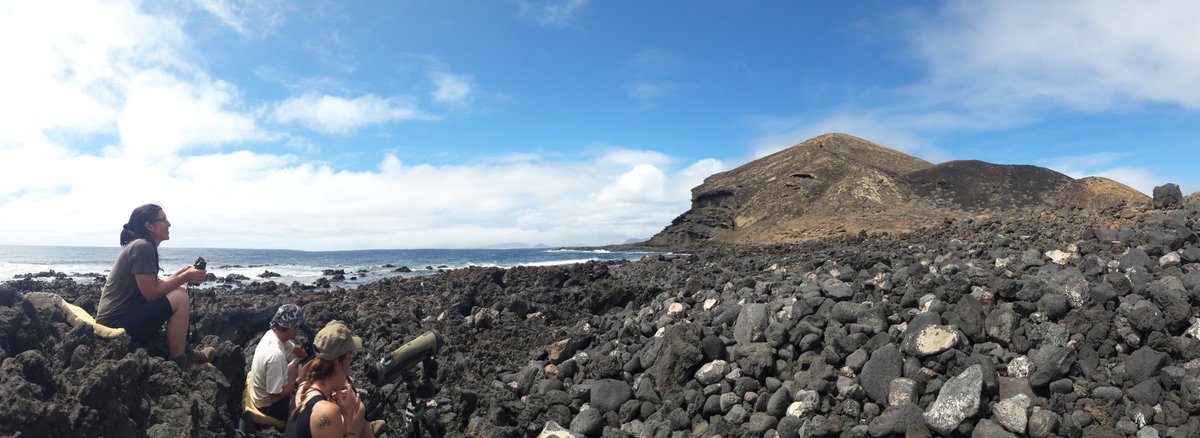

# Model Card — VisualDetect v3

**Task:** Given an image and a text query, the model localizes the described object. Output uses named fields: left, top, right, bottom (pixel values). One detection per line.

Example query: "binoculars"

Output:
left=366, top=331, right=443, bottom=386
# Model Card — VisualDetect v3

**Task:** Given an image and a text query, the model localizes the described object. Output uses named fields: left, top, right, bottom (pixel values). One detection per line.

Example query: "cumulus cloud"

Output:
left=0, top=0, right=729, bottom=250
left=119, top=71, right=262, bottom=156
left=0, top=146, right=726, bottom=249
left=913, top=0, right=1200, bottom=110
left=271, top=93, right=434, bottom=134
left=518, top=0, right=589, bottom=28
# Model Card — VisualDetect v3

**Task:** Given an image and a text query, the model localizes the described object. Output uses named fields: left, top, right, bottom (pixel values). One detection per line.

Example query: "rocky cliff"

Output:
left=647, top=133, right=1148, bottom=247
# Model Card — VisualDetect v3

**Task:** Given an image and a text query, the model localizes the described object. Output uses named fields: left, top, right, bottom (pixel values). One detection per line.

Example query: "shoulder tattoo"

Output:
left=317, top=414, right=332, bottom=429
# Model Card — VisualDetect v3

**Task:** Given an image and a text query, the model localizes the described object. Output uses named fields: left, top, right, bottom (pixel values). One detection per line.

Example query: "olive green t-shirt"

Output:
left=95, top=239, right=159, bottom=327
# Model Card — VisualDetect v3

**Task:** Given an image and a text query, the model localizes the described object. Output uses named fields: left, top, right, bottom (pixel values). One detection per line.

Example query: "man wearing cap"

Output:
left=250, top=304, right=307, bottom=422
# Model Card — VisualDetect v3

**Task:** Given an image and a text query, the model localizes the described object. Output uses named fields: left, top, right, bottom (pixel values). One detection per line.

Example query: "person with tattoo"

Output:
left=284, top=321, right=373, bottom=438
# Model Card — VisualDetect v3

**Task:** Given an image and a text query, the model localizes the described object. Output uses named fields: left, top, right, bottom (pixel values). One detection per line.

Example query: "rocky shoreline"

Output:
left=4, top=199, right=1200, bottom=437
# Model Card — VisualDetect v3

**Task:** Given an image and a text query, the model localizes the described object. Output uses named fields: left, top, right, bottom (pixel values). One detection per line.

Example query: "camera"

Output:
left=190, top=257, right=207, bottom=286
left=366, top=331, right=443, bottom=386
left=298, top=323, right=318, bottom=364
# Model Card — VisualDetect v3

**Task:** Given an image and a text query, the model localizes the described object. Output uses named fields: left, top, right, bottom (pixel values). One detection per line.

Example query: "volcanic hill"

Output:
left=647, top=133, right=1148, bottom=247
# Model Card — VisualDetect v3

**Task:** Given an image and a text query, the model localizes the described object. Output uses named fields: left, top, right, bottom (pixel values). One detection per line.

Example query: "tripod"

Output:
left=364, top=358, right=443, bottom=438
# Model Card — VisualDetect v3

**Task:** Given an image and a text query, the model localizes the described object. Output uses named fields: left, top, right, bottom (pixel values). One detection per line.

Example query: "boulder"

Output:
left=923, top=365, right=983, bottom=435
left=646, top=323, right=703, bottom=391
left=1153, top=183, right=1183, bottom=209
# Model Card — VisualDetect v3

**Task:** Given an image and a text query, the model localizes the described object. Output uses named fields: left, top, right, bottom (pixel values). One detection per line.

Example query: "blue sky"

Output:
left=1, top=0, right=1198, bottom=250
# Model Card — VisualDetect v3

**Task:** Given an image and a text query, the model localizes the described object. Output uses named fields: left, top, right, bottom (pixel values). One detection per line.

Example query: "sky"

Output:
left=2, top=0, right=1199, bottom=250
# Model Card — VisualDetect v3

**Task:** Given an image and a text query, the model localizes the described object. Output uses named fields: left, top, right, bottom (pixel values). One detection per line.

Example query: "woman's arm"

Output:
left=310, top=400, right=346, bottom=438
left=134, top=265, right=205, bottom=301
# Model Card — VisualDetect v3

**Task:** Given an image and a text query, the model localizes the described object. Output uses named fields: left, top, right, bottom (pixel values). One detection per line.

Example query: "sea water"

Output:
left=0, top=245, right=657, bottom=289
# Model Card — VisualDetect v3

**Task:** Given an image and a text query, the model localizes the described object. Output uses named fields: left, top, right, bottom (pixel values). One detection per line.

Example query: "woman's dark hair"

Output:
left=120, top=204, right=162, bottom=272
left=120, top=204, right=162, bottom=246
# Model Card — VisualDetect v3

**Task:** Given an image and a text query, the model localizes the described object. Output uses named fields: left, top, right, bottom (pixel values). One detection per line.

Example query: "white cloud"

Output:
left=1040, top=152, right=1156, bottom=195
left=1092, top=167, right=1156, bottom=196
left=518, top=0, right=589, bottom=28
left=0, top=0, right=263, bottom=157
left=430, top=72, right=474, bottom=106
left=0, top=147, right=726, bottom=249
left=595, top=148, right=673, bottom=168
left=119, top=70, right=262, bottom=156
left=0, top=0, right=179, bottom=144
left=913, top=0, right=1200, bottom=110
left=272, top=93, right=434, bottom=134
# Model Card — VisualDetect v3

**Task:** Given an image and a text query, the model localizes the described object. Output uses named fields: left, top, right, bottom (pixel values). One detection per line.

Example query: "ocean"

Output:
left=0, top=245, right=658, bottom=289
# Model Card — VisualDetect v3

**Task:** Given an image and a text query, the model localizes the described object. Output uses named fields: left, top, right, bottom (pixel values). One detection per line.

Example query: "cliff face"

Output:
left=647, top=133, right=1149, bottom=247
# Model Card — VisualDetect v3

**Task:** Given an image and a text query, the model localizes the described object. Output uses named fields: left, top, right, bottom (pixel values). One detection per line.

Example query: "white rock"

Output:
left=667, top=302, right=686, bottom=317
left=993, top=394, right=1031, bottom=434
left=695, top=360, right=731, bottom=385
left=1008, top=356, right=1033, bottom=378
left=1045, top=249, right=1077, bottom=266
left=703, top=298, right=718, bottom=310
left=1161, top=252, right=1182, bottom=268
left=903, top=325, right=958, bottom=357
left=537, top=420, right=580, bottom=438
left=888, top=377, right=917, bottom=407
left=923, top=365, right=983, bottom=434
left=1185, top=318, right=1200, bottom=340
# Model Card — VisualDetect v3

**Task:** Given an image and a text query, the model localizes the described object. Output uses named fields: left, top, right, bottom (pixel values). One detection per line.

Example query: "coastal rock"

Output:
left=10, top=184, right=1200, bottom=437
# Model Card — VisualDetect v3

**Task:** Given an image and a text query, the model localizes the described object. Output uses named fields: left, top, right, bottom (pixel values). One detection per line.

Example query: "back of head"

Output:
left=120, top=204, right=162, bottom=246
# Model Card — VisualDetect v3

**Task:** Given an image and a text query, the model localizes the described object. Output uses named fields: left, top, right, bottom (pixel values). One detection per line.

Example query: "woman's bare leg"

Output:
left=165, top=287, right=190, bottom=359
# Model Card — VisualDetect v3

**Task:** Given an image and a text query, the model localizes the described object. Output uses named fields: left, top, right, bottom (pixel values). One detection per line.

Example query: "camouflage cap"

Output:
left=270, top=304, right=304, bottom=329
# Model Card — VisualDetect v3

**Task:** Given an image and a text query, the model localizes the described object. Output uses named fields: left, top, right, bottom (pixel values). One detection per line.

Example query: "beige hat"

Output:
left=314, top=321, right=362, bottom=360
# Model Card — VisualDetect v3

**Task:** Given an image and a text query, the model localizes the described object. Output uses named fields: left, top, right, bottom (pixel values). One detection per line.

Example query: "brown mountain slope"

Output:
left=646, top=133, right=1149, bottom=247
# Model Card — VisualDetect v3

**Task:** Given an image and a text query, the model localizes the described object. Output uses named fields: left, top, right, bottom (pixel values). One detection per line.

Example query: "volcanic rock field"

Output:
left=5, top=197, right=1200, bottom=437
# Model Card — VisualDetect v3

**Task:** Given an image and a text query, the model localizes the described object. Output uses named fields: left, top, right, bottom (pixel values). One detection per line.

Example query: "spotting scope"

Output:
left=366, top=331, right=444, bottom=386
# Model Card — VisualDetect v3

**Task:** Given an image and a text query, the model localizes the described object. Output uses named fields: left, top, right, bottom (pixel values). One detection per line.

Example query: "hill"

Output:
left=647, top=133, right=1149, bottom=247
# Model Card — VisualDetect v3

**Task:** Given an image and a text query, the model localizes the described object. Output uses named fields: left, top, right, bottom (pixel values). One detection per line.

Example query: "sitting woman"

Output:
left=286, top=321, right=373, bottom=438
left=95, top=203, right=206, bottom=365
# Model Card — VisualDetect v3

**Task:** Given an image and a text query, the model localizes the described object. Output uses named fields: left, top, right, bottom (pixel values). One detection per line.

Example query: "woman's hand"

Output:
left=332, top=385, right=366, bottom=429
left=182, top=265, right=207, bottom=283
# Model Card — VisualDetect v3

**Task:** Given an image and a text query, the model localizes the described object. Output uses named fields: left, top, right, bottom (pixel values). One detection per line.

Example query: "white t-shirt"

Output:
left=249, top=329, right=296, bottom=407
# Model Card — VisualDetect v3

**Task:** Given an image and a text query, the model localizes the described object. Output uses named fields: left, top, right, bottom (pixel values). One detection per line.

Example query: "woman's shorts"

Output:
left=122, top=295, right=173, bottom=343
